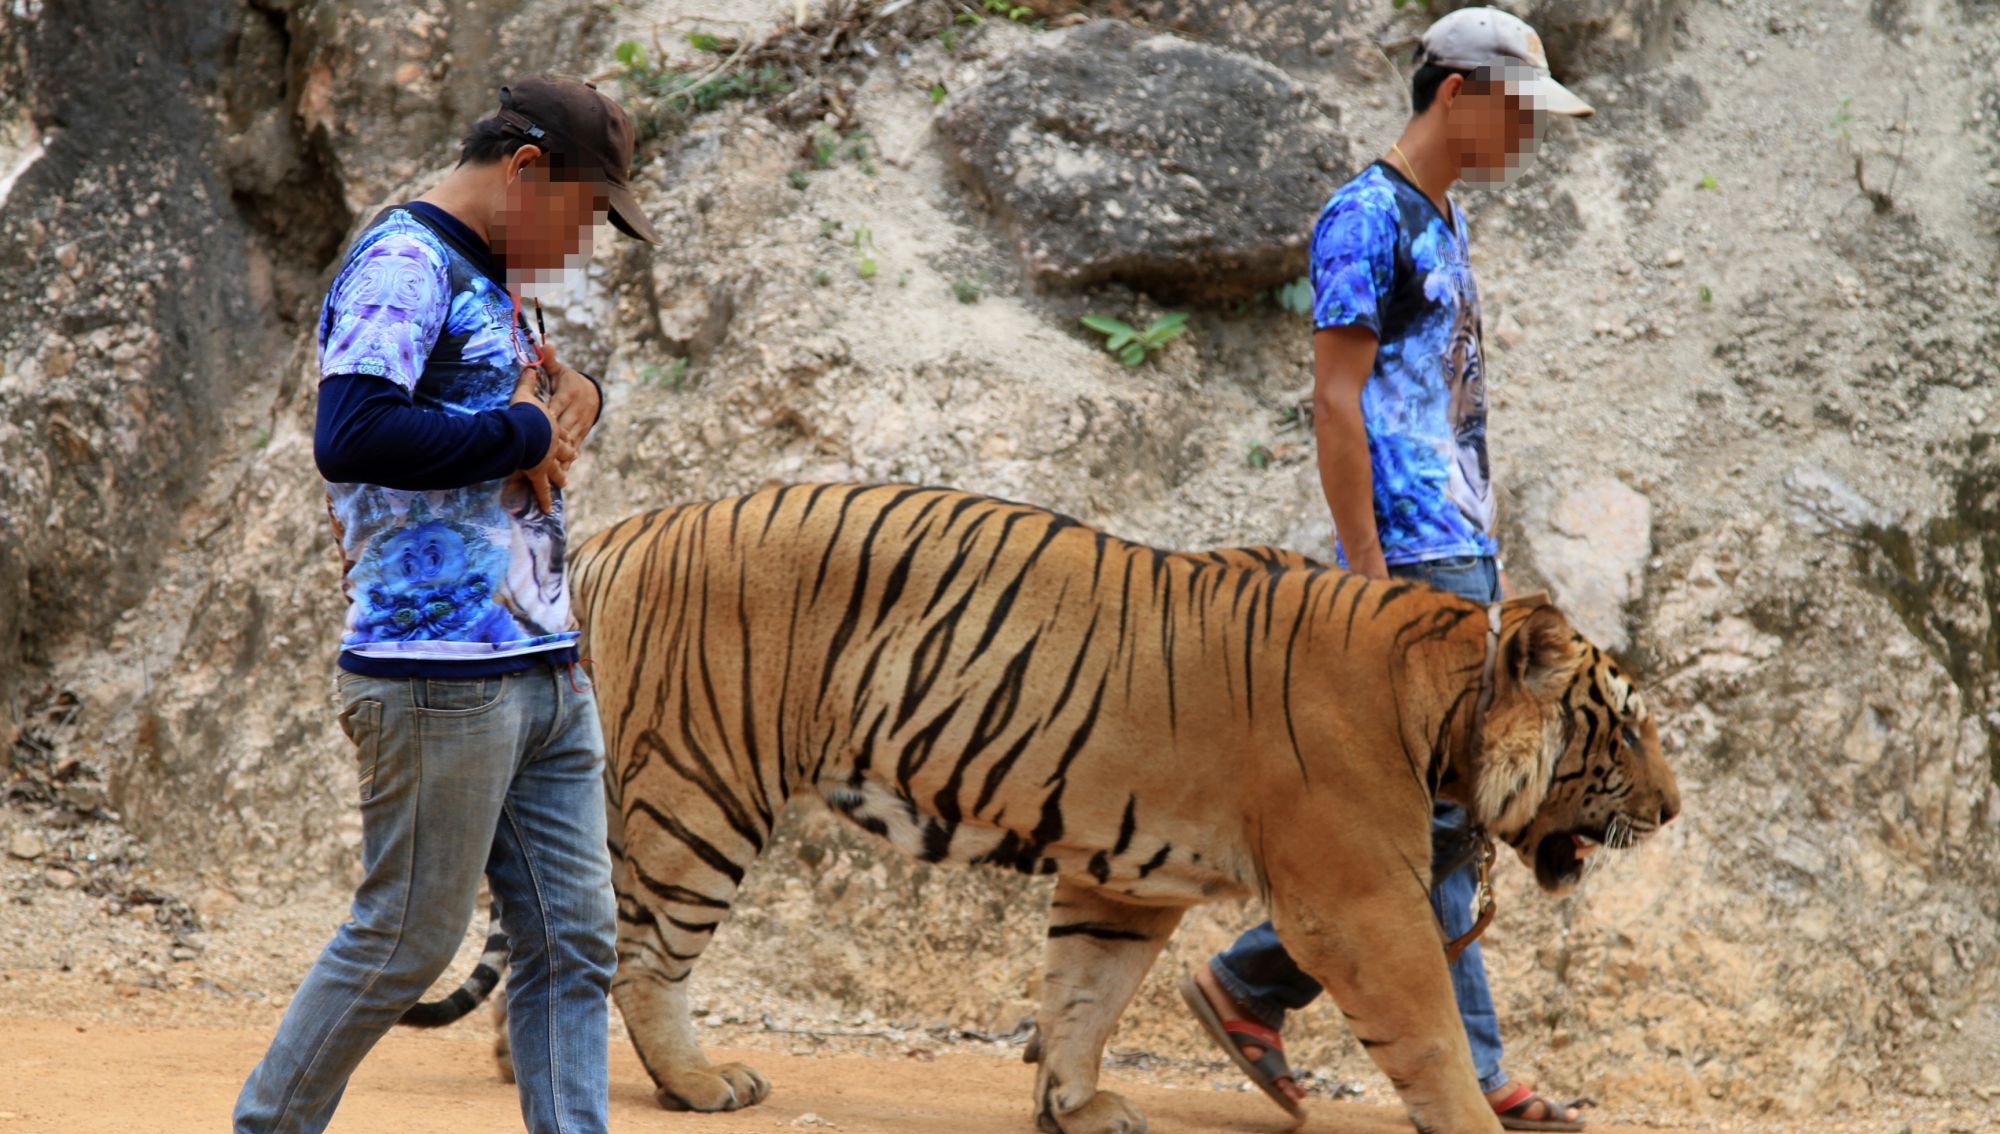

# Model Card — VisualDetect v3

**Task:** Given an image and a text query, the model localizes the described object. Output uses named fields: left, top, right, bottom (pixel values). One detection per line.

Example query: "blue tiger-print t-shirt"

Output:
left=1311, top=161, right=1498, bottom=567
left=318, top=206, right=580, bottom=669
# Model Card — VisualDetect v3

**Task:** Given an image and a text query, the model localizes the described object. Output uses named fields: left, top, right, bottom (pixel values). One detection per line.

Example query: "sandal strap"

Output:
left=1496, top=1086, right=1583, bottom=1122
left=1220, top=1020, right=1284, bottom=1051
left=1219, top=1020, right=1295, bottom=1085
left=1492, top=1084, right=1537, bottom=1116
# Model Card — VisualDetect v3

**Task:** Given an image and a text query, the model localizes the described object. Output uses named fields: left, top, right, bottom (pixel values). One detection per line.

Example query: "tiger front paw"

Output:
left=656, top=1062, right=772, bottom=1112
left=1043, top=1090, right=1148, bottom=1134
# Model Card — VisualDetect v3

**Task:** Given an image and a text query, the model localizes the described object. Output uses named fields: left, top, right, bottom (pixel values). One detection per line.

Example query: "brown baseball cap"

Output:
left=495, top=76, right=664, bottom=244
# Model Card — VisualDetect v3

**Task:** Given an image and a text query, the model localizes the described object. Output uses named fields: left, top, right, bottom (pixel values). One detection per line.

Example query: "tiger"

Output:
left=403, top=483, right=1680, bottom=1134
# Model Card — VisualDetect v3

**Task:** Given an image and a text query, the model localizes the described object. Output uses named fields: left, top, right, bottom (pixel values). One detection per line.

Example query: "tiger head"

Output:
left=1472, top=600, right=1680, bottom=895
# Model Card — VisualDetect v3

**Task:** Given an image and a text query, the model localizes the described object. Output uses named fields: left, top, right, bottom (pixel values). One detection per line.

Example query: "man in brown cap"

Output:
left=233, top=77, right=660, bottom=1134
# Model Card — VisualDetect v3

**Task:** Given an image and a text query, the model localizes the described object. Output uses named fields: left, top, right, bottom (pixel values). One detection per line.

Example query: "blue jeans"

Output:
left=1210, top=554, right=1509, bottom=1094
left=234, top=663, right=617, bottom=1134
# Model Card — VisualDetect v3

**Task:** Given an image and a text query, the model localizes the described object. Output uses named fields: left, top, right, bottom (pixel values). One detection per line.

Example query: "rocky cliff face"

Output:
left=4, top=0, right=1997, bottom=1120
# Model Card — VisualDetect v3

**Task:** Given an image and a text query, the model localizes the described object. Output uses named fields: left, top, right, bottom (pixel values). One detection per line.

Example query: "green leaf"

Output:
left=1080, top=315, right=1134, bottom=337
left=1104, top=330, right=1136, bottom=352
left=940, top=27, right=960, bottom=51
left=1696, top=174, right=1717, bottom=190
left=686, top=31, right=724, bottom=53
left=1118, top=343, right=1147, bottom=367
left=1246, top=443, right=1271, bottom=470
left=1146, top=312, right=1189, bottom=337
left=857, top=257, right=878, bottom=280
left=613, top=39, right=645, bottom=70
left=1010, top=5, right=1033, bottom=18
left=930, top=82, right=948, bottom=104
left=1698, top=285, right=1713, bottom=303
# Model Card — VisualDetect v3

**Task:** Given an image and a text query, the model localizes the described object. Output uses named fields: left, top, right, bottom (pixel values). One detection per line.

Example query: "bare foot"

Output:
left=1193, top=962, right=1307, bottom=1104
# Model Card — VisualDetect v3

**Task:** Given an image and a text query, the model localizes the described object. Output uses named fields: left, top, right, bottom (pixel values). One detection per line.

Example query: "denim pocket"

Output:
left=339, top=698, right=384, bottom=803
left=415, top=675, right=507, bottom=715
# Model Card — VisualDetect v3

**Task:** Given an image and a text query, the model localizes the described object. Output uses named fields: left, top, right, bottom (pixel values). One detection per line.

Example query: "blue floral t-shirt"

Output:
left=1312, top=162, right=1497, bottom=567
left=318, top=208, right=579, bottom=666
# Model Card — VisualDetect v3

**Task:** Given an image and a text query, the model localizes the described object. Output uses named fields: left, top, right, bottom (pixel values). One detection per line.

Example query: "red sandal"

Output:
left=1492, top=1083, right=1591, bottom=1132
left=1177, top=966, right=1305, bottom=1122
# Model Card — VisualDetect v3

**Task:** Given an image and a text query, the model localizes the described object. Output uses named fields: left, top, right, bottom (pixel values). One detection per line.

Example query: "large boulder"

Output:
left=935, top=20, right=1350, bottom=301
left=1513, top=475, right=1652, bottom=654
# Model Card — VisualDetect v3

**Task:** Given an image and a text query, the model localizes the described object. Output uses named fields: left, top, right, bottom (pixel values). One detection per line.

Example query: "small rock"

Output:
left=7, top=831, right=45, bottom=861
left=42, top=867, right=79, bottom=890
left=1496, top=313, right=1526, bottom=350
left=1663, top=248, right=1685, bottom=267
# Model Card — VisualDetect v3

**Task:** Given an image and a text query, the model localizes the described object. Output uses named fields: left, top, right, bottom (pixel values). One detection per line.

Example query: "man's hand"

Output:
left=542, top=348, right=602, bottom=454
left=510, top=361, right=578, bottom=514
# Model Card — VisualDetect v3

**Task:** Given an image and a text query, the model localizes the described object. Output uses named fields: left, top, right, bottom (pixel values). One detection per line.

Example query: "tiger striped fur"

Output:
left=424, top=484, right=1681, bottom=1134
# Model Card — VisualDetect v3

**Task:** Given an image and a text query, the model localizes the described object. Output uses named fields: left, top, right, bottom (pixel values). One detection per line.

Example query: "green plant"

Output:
left=940, top=27, right=960, bottom=52
left=810, top=126, right=841, bottom=169
left=812, top=267, right=833, bottom=287
left=929, top=82, right=948, bottom=104
left=1273, top=276, right=1314, bottom=317
left=1246, top=442, right=1274, bottom=470
left=638, top=358, right=690, bottom=390
left=612, top=38, right=793, bottom=125
left=954, top=9, right=983, bottom=25
left=252, top=427, right=271, bottom=450
left=953, top=278, right=981, bottom=304
left=1832, top=95, right=1854, bottom=144
left=1696, top=173, right=1718, bottom=191
left=788, top=170, right=811, bottom=190
left=1698, top=285, right=1713, bottom=304
left=1080, top=312, right=1189, bottom=367
left=1275, top=404, right=1300, bottom=426
left=853, top=225, right=878, bottom=279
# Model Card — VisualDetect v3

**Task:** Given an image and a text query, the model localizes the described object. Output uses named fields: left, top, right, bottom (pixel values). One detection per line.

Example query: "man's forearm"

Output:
left=314, top=373, right=552, bottom=489
left=1315, top=402, right=1387, bottom=576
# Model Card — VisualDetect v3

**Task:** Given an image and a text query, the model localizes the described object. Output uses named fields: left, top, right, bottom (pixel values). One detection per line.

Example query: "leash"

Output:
left=1443, top=602, right=1504, bottom=964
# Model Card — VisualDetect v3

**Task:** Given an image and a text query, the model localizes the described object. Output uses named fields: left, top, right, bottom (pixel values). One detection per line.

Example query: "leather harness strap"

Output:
left=1444, top=602, right=1504, bottom=964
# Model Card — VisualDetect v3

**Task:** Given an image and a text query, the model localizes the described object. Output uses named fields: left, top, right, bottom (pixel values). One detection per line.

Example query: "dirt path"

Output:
left=0, top=1018, right=1681, bottom=1134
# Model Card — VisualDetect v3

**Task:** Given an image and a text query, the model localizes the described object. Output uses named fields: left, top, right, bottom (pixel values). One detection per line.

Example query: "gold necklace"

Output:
left=1390, top=142, right=1426, bottom=197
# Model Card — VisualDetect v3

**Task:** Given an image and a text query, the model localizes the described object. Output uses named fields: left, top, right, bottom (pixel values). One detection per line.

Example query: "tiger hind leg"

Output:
left=610, top=787, right=774, bottom=1112
left=1032, top=880, right=1186, bottom=1134
left=490, top=993, right=514, bottom=1083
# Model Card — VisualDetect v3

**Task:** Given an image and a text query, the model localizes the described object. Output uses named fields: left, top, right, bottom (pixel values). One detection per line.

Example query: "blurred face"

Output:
left=1438, top=72, right=1545, bottom=185
left=492, top=145, right=609, bottom=281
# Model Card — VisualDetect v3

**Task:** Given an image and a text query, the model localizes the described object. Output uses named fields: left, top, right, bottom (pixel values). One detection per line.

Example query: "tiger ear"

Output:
left=1513, top=604, right=1586, bottom=698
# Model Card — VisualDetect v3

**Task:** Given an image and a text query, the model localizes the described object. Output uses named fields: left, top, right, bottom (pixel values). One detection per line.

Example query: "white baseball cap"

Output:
left=1417, top=7, right=1594, bottom=118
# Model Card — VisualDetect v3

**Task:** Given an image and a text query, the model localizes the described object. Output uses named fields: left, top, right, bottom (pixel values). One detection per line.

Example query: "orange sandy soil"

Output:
left=0, top=1014, right=1681, bottom=1134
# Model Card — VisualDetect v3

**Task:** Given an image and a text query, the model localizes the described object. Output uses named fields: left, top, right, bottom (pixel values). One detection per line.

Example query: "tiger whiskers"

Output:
left=1576, top=814, right=1642, bottom=887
